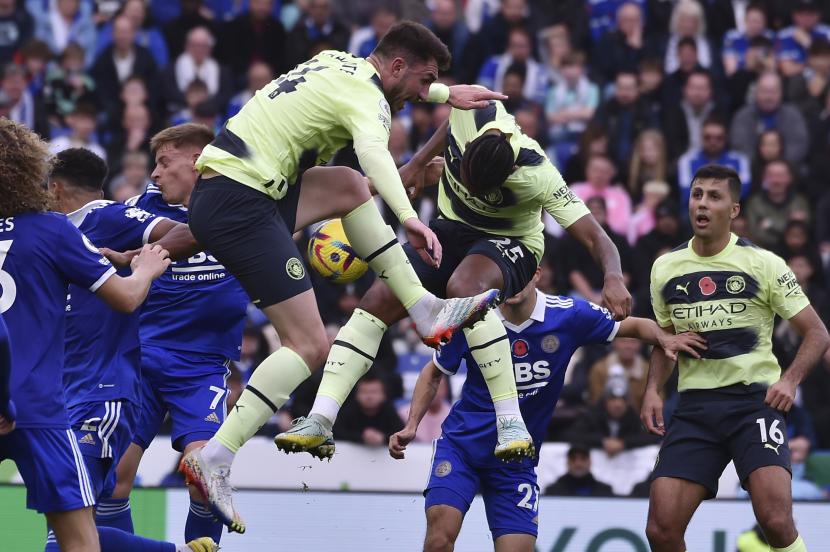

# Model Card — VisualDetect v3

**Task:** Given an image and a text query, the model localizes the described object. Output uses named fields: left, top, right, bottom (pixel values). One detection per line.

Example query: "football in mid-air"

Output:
left=307, top=219, right=368, bottom=284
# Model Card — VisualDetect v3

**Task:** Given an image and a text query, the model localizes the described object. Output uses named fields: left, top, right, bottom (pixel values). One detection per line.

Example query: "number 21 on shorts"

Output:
left=517, top=483, right=540, bottom=512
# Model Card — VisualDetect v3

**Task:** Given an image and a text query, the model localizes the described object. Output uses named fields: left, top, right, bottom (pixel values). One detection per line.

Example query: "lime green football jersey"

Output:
left=650, top=234, right=810, bottom=391
left=439, top=101, right=589, bottom=262
left=195, top=50, right=417, bottom=222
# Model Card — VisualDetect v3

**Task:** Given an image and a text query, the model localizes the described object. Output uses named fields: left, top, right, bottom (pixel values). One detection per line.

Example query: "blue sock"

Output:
left=44, top=528, right=58, bottom=552
left=98, top=526, right=176, bottom=552
left=96, top=497, right=134, bottom=533
left=185, top=499, right=223, bottom=543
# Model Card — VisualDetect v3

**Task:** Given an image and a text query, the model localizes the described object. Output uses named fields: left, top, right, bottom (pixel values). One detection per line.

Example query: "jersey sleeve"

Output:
left=765, top=252, right=810, bottom=320
left=540, top=164, right=590, bottom=229
left=650, top=257, right=672, bottom=328
left=571, top=298, right=620, bottom=345
left=87, top=204, right=165, bottom=251
left=339, top=88, right=418, bottom=224
left=55, top=216, right=116, bottom=292
left=433, top=332, right=470, bottom=376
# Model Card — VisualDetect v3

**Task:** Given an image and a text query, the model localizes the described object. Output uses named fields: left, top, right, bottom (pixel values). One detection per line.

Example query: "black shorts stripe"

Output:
left=245, top=385, right=279, bottom=413
left=332, top=339, right=375, bottom=361
left=468, top=334, right=509, bottom=352
left=363, top=238, right=398, bottom=263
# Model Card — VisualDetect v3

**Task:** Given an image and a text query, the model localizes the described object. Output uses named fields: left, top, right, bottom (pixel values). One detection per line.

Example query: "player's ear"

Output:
left=730, top=201, right=741, bottom=220
left=390, top=56, right=406, bottom=77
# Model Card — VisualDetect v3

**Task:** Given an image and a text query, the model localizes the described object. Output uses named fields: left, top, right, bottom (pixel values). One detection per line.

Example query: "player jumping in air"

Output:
left=179, top=22, right=521, bottom=532
left=277, top=99, right=631, bottom=463
left=642, top=165, right=830, bottom=552
left=389, top=269, right=703, bottom=552
left=0, top=119, right=216, bottom=552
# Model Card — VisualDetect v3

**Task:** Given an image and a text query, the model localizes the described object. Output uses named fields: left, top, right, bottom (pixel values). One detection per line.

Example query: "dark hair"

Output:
left=748, top=35, right=773, bottom=50
left=460, top=131, right=515, bottom=197
left=677, top=36, right=698, bottom=51
left=686, top=68, right=712, bottom=86
left=638, top=58, right=663, bottom=74
left=567, top=444, right=591, bottom=459
left=702, top=115, right=727, bottom=131
left=373, top=21, right=451, bottom=72
left=562, top=50, right=586, bottom=67
left=808, top=39, right=830, bottom=58
left=52, top=148, right=109, bottom=191
left=691, top=164, right=742, bottom=201
left=504, top=61, right=527, bottom=82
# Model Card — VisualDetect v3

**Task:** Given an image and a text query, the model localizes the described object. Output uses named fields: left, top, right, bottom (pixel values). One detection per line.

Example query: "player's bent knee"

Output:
left=332, top=167, right=372, bottom=212
left=646, top=516, right=679, bottom=549
left=445, top=274, right=492, bottom=299
left=757, top=510, right=796, bottom=542
left=424, top=531, right=455, bottom=552
left=283, top=331, right=330, bottom=370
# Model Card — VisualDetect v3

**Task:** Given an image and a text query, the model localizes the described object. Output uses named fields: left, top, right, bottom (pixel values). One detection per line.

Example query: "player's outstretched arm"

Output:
left=445, top=84, right=507, bottom=110
left=565, top=215, right=631, bottom=320
left=389, top=360, right=443, bottom=460
left=616, top=318, right=707, bottom=361
left=765, top=305, right=830, bottom=412
left=147, top=219, right=201, bottom=260
left=640, top=333, right=679, bottom=437
left=95, top=244, right=170, bottom=313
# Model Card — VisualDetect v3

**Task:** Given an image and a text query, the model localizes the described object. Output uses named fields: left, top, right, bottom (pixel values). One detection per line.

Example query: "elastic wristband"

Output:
left=427, top=83, right=450, bottom=104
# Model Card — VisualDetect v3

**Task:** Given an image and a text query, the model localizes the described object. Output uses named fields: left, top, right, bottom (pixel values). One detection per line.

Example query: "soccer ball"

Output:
left=307, top=219, right=368, bottom=284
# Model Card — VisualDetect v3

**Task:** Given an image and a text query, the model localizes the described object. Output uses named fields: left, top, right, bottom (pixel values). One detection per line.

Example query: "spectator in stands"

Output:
left=627, top=129, right=668, bottom=201
left=538, top=23, right=571, bottom=86
left=787, top=40, right=830, bottom=128
left=426, top=0, right=472, bottom=82
left=722, top=3, right=773, bottom=76
left=726, top=34, right=775, bottom=116
left=162, top=0, right=217, bottom=60
left=389, top=118, right=412, bottom=167
left=665, top=0, right=713, bottom=74
left=0, top=0, right=33, bottom=64
left=802, top=354, right=830, bottom=448
left=588, top=337, right=649, bottom=410
left=593, top=2, right=659, bottom=86
left=160, top=26, right=232, bottom=119
left=678, top=117, right=751, bottom=212
left=750, top=129, right=784, bottom=193
left=95, top=0, right=169, bottom=70
left=638, top=58, right=665, bottom=116
left=588, top=0, right=646, bottom=44
left=106, top=101, right=151, bottom=162
left=397, top=376, right=451, bottom=443
left=592, top=71, right=657, bottom=172
left=43, top=42, right=95, bottom=123
left=225, top=61, right=272, bottom=121
left=562, top=123, right=609, bottom=185
left=634, top=199, right=687, bottom=286
left=788, top=253, right=830, bottom=321
left=730, top=71, right=809, bottom=165
left=285, top=0, right=350, bottom=69
left=546, top=51, right=599, bottom=165
left=108, top=150, right=151, bottom=201
left=30, top=0, right=96, bottom=67
left=662, top=70, right=723, bottom=163
left=500, top=62, right=543, bottom=116
left=776, top=221, right=823, bottom=278
left=91, top=15, right=158, bottom=115
left=629, top=180, right=671, bottom=246
left=745, top=160, right=810, bottom=250
left=544, top=444, right=615, bottom=497
left=348, top=5, right=399, bottom=59
left=561, top=195, right=633, bottom=302
left=334, top=370, right=404, bottom=447
left=48, top=102, right=106, bottom=160
left=220, top=0, right=285, bottom=83
left=572, top=154, right=632, bottom=238
left=478, top=27, right=547, bottom=105
left=776, top=0, right=830, bottom=78
left=475, top=0, right=532, bottom=63
left=169, top=78, right=209, bottom=126
left=662, top=37, right=707, bottom=110
left=463, top=0, right=500, bottom=34
left=1, top=62, right=49, bottom=137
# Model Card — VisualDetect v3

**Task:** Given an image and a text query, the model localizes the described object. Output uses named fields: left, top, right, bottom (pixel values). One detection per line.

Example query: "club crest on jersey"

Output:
left=726, top=275, right=746, bottom=294
left=286, top=257, right=305, bottom=280
left=541, top=335, right=560, bottom=353
left=482, top=189, right=503, bottom=206
left=512, top=339, right=530, bottom=358
left=698, top=276, right=716, bottom=296
left=434, top=460, right=452, bottom=477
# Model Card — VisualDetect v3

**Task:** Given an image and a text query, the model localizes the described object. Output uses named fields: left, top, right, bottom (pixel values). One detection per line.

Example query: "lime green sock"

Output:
left=463, top=311, right=519, bottom=406
left=773, top=536, right=807, bottom=552
left=341, top=199, right=427, bottom=309
left=214, top=347, right=310, bottom=453
left=312, top=309, right=387, bottom=424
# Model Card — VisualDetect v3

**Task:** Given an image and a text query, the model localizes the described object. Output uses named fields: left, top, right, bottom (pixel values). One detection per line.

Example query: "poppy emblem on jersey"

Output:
left=434, top=460, right=452, bottom=477
left=286, top=257, right=305, bottom=280
left=512, top=339, right=530, bottom=358
left=541, top=334, right=560, bottom=353
left=698, top=276, right=716, bottom=296
left=726, top=275, right=746, bottom=294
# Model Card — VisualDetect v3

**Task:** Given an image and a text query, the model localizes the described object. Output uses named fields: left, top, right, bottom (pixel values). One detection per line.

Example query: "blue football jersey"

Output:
left=64, top=201, right=164, bottom=409
left=129, top=184, right=247, bottom=361
left=0, top=212, right=115, bottom=427
left=435, top=291, right=619, bottom=469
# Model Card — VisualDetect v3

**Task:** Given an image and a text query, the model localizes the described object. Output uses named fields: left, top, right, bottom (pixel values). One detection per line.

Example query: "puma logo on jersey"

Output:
left=79, top=433, right=96, bottom=445
left=764, top=443, right=781, bottom=455
left=204, top=412, right=221, bottom=424
left=676, top=282, right=690, bottom=295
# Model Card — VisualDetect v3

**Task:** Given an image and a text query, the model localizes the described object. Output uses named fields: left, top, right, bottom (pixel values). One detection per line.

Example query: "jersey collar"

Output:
left=687, top=232, right=738, bottom=261
left=67, top=199, right=112, bottom=228
left=496, top=290, right=546, bottom=333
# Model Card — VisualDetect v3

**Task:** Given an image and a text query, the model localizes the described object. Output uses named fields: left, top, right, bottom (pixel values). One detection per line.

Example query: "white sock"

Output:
left=406, top=292, right=442, bottom=330
left=201, top=438, right=235, bottom=470
left=494, top=397, right=522, bottom=420
left=310, top=395, right=341, bottom=427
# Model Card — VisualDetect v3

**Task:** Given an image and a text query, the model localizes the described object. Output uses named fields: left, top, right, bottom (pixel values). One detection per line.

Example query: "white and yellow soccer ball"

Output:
left=307, top=219, right=368, bottom=284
